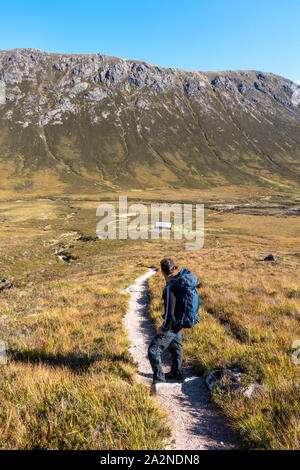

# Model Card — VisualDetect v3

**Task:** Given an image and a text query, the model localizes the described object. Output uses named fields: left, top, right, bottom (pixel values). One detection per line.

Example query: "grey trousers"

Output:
left=148, top=328, right=183, bottom=381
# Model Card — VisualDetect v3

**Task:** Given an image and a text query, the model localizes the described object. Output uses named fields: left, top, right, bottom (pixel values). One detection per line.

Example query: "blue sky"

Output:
left=0, top=0, right=299, bottom=82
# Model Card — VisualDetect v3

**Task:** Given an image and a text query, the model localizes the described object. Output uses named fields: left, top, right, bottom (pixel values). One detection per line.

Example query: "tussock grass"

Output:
left=148, top=213, right=300, bottom=449
left=0, top=362, right=169, bottom=449
left=0, top=205, right=171, bottom=448
left=0, top=196, right=299, bottom=449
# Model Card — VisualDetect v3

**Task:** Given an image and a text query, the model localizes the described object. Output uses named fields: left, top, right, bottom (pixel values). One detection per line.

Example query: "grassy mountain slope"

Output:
left=0, top=48, right=299, bottom=197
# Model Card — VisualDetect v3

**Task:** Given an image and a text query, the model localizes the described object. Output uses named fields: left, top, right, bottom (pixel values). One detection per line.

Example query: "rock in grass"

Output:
left=206, top=369, right=244, bottom=393
left=0, top=278, right=12, bottom=291
left=264, top=254, right=276, bottom=262
left=54, top=249, right=73, bottom=263
left=241, top=383, right=262, bottom=399
left=206, top=368, right=261, bottom=399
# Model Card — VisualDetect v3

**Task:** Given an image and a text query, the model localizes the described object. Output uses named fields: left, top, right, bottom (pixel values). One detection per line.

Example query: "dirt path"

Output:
left=123, top=269, right=241, bottom=450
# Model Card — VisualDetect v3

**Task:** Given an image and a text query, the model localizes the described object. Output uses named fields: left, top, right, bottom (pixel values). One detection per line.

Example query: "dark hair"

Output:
left=160, top=258, right=178, bottom=275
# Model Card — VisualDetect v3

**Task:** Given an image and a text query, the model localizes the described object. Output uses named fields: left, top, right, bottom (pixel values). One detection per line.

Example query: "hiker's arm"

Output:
left=161, top=287, right=176, bottom=333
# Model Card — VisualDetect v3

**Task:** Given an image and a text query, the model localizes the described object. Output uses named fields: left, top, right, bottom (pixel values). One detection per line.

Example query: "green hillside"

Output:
left=0, top=48, right=299, bottom=198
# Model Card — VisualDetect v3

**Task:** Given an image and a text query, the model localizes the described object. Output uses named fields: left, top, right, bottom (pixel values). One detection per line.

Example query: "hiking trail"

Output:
left=123, top=268, right=241, bottom=450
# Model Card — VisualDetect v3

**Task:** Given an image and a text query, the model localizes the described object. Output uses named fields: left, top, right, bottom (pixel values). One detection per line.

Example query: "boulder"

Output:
left=0, top=278, right=12, bottom=291
left=264, top=254, right=276, bottom=262
left=205, top=369, right=244, bottom=393
left=205, top=368, right=261, bottom=398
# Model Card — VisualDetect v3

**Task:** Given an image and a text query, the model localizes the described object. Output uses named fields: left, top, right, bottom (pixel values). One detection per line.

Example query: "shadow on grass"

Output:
left=7, top=348, right=129, bottom=374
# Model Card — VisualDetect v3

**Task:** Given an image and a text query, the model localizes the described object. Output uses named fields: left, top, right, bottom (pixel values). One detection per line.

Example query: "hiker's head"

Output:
left=160, top=258, right=177, bottom=280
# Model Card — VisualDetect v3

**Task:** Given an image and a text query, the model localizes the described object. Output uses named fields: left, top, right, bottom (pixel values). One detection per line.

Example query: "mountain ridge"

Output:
left=1, top=48, right=297, bottom=82
left=0, top=48, right=299, bottom=196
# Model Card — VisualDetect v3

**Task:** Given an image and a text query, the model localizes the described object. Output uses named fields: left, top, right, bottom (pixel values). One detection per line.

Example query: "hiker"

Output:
left=148, top=258, right=184, bottom=386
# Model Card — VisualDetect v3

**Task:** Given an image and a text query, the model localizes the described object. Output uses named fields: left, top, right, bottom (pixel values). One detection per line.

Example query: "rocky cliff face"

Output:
left=0, top=48, right=299, bottom=195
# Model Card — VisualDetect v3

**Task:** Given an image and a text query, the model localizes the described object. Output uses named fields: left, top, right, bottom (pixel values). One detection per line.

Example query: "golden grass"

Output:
left=0, top=195, right=299, bottom=449
left=0, top=221, right=171, bottom=449
left=148, top=212, right=300, bottom=449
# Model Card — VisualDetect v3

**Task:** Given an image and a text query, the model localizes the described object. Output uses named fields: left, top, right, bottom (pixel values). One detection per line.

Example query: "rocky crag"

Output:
left=0, top=48, right=299, bottom=195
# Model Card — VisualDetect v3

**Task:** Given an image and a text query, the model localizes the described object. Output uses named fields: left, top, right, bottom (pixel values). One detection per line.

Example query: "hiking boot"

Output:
left=165, top=372, right=184, bottom=382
